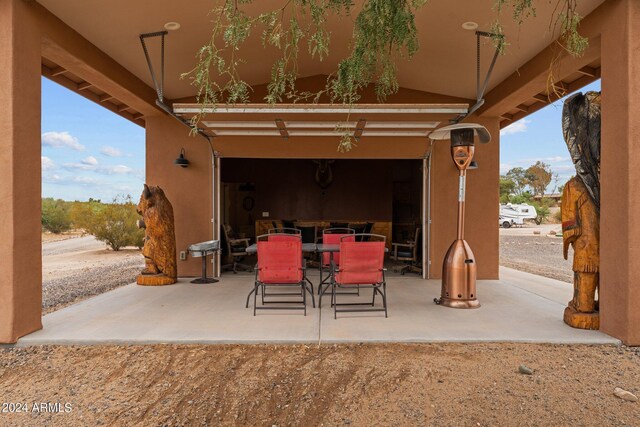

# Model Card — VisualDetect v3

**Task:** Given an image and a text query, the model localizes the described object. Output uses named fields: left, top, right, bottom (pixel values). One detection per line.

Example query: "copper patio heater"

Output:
left=430, top=124, right=491, bottom=309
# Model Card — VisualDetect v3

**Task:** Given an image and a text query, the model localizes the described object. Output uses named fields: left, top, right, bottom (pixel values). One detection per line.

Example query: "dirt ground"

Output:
left=499, top=226, right=573, bottom=283
left=0, top=344, right=638, bottom=426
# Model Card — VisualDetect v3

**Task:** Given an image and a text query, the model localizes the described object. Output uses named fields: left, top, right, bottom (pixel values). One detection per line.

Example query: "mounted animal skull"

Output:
left=313, top=159, right=335, bottom=189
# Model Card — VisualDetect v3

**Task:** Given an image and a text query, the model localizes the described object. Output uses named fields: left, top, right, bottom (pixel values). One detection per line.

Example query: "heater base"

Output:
left=434, top=297, right=480, bottom=309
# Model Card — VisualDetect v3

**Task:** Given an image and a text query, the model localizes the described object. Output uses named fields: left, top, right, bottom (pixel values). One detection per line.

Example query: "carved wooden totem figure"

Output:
left=136, top=184, right=177, bottom=286
left=561, top=91, right=601, bottom=329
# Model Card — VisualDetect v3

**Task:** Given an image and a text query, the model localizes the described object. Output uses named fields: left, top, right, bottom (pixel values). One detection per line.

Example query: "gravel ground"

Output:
left=0, top=343, right=638, bottom=426
left=42, top=258, right=142, bottom=314
left=42, top=235, right=143, bottom=314
left=500, top=233, right=574, bottom=283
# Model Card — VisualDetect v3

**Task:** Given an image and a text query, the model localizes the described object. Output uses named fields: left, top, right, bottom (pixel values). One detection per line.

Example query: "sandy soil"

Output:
left=0, top=344, right=638, bottom=426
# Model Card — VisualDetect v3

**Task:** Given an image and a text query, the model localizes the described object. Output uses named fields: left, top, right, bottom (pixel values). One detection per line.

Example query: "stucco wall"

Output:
left=600, top=0, right=640, bottom=345
left=145, top=115, right=213, bottom=277
left=0, top=0, right=43, bottom=343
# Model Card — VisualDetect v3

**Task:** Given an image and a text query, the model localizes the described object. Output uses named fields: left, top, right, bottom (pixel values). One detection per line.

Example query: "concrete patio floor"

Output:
left=17, top=267, right=618, bottom=345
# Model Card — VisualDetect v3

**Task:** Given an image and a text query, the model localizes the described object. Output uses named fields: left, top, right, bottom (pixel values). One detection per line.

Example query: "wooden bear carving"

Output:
left=136, top=184, right=177, bottom=286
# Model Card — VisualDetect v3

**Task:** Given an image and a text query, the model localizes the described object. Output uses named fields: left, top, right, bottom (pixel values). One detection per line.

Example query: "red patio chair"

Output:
left=331, top=234, right=387, bottom=318
left=318, top=228, right=355, bottom=298
left=247, top=234, right=314, bottom=315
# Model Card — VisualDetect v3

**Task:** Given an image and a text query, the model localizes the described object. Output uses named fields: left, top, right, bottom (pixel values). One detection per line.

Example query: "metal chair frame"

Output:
left=318, top=228, right=358, bottom=297
left=330, top=234, right=388, bottom=319
left=268, top=227, right=302, bottom=235
left=246, top=234, right=315, bottom=315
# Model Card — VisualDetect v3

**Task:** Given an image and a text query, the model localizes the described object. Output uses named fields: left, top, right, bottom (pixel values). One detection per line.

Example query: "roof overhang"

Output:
left=173, top=103, right=468, bottom=139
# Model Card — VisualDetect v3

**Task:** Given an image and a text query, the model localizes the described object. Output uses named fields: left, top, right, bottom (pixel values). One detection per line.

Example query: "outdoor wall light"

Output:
left=174, top=148, right=190, bottom=168
left=430, top=123, right=490, bottom=309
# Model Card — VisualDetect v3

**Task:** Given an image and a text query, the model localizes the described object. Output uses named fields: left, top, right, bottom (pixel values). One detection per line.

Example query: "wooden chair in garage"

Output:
left=221, top=224, right=252, bottom=273
left=390, top=227, right=422, bottom=275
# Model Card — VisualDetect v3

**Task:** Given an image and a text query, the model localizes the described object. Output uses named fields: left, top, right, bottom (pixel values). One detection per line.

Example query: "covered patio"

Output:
left=18, top=267, right=617, bottom=345
left=2, top=0, right=640, bottom=346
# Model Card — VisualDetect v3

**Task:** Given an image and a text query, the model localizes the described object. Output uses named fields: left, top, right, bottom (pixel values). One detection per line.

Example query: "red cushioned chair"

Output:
left=331, top=234, right=388, bottom=319
left=247, top=234, right=314, bottom=315
left=318, top=228, right=356, bottom=299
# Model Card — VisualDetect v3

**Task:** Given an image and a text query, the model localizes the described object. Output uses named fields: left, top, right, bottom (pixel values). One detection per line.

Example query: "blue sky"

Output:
left=42, top=77, right=600, bottom=200
left=41, top=77, right=145, bottom=202
left=500, top=79, right=602, bottom=192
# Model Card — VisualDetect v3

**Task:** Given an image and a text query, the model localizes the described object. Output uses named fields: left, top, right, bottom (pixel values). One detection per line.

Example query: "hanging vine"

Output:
left=182, top=0, right=588, bottom=151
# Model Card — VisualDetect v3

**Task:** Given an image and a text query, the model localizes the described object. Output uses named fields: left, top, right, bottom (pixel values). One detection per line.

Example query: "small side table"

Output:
left=188, top=240, right=220, bottom=284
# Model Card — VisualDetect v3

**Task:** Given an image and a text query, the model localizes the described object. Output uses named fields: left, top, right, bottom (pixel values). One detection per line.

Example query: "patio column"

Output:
left=0, top=0, right=43, bottom=343
left=600, top=0, right=640, bottom=345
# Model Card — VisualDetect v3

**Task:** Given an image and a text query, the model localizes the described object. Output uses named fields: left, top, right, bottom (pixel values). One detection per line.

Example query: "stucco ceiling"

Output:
left=37, top=0, right=604, bottom=101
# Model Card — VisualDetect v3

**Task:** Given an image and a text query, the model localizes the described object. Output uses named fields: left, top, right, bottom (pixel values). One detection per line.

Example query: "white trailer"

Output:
left=499, top=203, right=537, bottom=228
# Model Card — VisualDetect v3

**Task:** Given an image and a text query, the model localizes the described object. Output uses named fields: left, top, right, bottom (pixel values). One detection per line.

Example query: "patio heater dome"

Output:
left=428, top=123, right=491, bottom=144
left=432, top=123, right=490, bottom=310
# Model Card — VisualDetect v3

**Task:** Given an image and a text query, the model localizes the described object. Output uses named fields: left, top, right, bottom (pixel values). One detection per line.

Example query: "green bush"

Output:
left=72, top=195, right=144, bottom=251
left=41, top=198, right=72, bottom=234
left=531, top=197, right=553, bottom=225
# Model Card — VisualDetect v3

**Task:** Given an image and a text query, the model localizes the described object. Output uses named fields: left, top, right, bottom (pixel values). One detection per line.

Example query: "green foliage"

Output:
left=499, top=177, right=516, bottom=200
left=504, top=167, right=528, bottom=196
left=509, top=192, right=533, bottom=205
left=492, top=0, right=586, bottom=57
left=185, top=0, right=586, bottom=150
left=41, top=198, right=72, bottom=234
left=530, top=197, right=553, bottom=225
left=71, top=195, right=144, bottom=251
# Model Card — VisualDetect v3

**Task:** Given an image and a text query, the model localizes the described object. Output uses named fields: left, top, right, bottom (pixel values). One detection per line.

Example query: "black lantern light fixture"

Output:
left=174, top=148, right=190, bottom=168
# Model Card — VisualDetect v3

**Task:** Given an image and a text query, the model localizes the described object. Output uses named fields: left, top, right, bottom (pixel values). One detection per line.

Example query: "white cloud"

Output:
left=43, top=174, right=101, bottom=186
left=41, top=156, right=56, bottom=171
left=500, top=119, right=531, bottom=137
left=41, top=131, right=85, bottom=151
left=63, top=162, right=95, bottom=171
left=82, top=156, right=99, bottom=166
left=62, top=159, right=135, bottom=176
left=101, top=165, right=133, bottom=175
left=100, top=146, right=124, bottom=157
left=500, top=163, right=512, bottom=174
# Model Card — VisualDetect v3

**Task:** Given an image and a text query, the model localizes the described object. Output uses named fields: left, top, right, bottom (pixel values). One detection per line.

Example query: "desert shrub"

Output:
left=41, top=198, right=72, bottom=234
left=531, top=197, right=553, bottom=225
left=72, top=195, right=144, bottom=251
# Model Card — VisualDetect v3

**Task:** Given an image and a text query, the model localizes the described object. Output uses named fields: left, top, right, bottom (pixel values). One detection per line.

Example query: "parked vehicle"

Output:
left=499, top=203, right=537, bottom=228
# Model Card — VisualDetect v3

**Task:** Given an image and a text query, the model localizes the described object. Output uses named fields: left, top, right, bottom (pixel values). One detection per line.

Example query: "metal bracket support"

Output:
left=139, top=31, right=211, bottom=143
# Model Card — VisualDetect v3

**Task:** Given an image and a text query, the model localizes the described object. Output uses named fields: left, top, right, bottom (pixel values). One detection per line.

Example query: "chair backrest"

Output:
left=412, top=227, right=422, bottom=259
left=322, top=228, right=355, bottom=266
left=268, top=227, right=301, bottom=235
left=268, top=233, right=300, bottom=242
left=337, top=234, right=386, bottom=284
left=221, top=224, right=233, bottom=254
left=256, top=235, right=303, bottom=284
